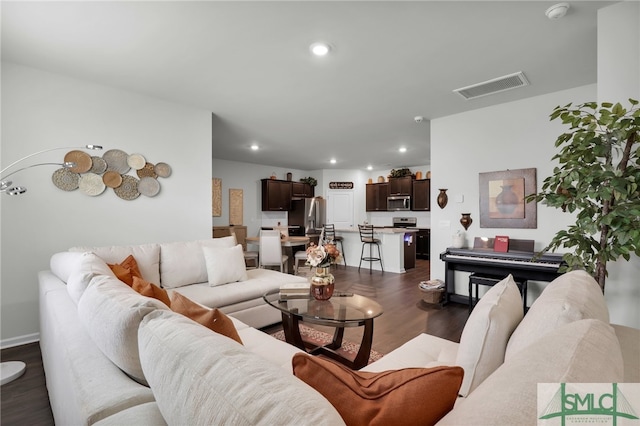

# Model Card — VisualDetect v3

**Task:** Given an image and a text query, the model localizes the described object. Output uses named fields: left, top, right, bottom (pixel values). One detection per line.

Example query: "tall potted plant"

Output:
left=527, top=99, right=640, bottom=292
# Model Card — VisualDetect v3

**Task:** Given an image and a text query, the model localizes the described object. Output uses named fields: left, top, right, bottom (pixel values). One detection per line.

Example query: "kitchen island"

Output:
left=334, top=227, right=418, bottom=273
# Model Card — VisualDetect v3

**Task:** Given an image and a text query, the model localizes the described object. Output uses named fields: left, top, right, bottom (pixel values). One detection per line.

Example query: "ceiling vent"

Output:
left=453, top=71, right=529, bottom=100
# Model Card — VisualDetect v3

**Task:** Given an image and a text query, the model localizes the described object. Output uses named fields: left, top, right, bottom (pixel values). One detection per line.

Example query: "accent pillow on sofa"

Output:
left=455, top=274, right=523, bottom=397
left=438, top=319, right=624, bottom=425
left=138, top=310, right=346, bottom=426
left=108, top=255, right=143, bottom=286
left=505, top=270, right=609, bottom=360
left=292, top=353, right=463, bottom=426
left=63, top=252, right=115, bottom=305
left=69, top=243, right=161, bottom=285
left=202, top=244, right=248, bottom=287
left=132, top=276, right=171, bottom=308
left=169, top=292, right=242, bottom=344
left=159, top=237, right=236, bottom=288
left=77, top=274, right=170, bottom=385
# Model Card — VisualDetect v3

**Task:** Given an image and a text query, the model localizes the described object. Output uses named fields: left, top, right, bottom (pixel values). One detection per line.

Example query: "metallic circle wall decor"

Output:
left=79, top=173, right=106, bottom=196
left=52, top=148, right=170, bottom=199
left=103, top=149, right=130, bottom=174
left=114, top=175, right=140, bottom=200
left=52, top=168, right=80, bottom=191
left=64, top=150, right=92, bottom=174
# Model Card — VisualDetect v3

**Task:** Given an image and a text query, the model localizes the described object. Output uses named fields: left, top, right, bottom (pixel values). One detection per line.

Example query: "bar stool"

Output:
left=468, top=273, right=528, bottom=313
left=323, top=224, right=346, bottom=267
left=358, top=225, right=383, bottom=274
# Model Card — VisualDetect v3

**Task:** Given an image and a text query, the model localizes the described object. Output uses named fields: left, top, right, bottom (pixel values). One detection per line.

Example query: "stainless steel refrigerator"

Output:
left=303, top=196, right=326, bottom=236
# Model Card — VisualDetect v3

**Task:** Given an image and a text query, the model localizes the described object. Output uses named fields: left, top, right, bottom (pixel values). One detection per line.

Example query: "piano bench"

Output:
left=468, top=273, right=527, bottom=313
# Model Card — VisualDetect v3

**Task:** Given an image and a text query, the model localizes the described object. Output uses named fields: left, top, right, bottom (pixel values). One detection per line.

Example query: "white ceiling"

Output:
left=1, top=1, right=614, bottom=171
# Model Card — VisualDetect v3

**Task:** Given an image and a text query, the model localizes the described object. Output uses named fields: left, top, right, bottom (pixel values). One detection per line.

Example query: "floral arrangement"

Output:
left=306, top=242, right=342, bottom=268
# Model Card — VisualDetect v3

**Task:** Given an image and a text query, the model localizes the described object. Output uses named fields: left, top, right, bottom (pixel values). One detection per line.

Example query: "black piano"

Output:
left=439, top=239, right=566, bottom=305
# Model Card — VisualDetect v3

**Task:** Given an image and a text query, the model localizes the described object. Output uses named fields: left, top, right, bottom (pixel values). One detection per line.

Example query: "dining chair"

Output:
left=258, top=230, right=288, bottom=273
left=323, top=224, right=346, bottom=267
left=358, top=224, right=383, bottom=274
left=230, top=229, right=258, bottom=269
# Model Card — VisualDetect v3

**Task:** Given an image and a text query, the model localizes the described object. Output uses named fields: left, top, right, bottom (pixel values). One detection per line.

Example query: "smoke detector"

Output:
left=546, top=3, right=570, bottom=20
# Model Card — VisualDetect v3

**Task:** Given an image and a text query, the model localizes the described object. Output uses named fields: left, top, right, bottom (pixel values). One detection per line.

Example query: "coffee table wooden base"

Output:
left=280, top=311, right=374, bottom=370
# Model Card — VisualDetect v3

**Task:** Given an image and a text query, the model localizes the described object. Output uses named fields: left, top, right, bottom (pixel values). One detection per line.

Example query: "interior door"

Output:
left=326, top=190, right=354, bottom=229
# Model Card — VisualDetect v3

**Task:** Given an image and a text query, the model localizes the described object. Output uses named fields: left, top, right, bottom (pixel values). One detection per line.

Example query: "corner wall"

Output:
left=1, top=63, right=212, bottom=345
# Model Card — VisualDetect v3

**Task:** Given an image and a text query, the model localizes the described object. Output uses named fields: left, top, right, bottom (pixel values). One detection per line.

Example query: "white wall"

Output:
left=431, top=82, right=639, bottom=328
left=1, top=63, right=212, bottom=346
left=596, top=1, right=640, bottom=327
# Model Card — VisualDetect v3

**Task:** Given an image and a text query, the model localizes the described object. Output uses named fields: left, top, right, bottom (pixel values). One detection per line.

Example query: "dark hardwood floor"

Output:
left=1, top=259, right=469, bottom=425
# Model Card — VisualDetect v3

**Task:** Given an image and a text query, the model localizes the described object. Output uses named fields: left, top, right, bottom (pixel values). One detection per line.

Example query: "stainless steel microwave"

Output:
left=387, top=195, right=411, bottom=211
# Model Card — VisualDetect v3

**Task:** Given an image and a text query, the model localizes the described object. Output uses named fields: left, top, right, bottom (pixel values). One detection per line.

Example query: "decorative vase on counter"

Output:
left=460, top=213, right=473, bottom=230
left=310, top=267, right=335, bottom=301
left=437, top=189, right=448, bottom=209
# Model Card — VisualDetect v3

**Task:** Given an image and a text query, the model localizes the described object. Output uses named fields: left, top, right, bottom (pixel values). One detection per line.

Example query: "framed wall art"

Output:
left=479, top=168, right=537, bottom=229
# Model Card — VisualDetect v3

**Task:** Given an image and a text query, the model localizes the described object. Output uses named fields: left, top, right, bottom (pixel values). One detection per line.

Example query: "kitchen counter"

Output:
left=331, top=227, right=418, bottom=273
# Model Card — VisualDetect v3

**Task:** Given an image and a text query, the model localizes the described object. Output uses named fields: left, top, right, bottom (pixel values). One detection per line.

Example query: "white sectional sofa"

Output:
left=38, top=238, right=639, bottom=425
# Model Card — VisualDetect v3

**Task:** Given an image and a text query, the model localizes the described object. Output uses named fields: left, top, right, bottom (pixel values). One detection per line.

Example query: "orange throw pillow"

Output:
left=107, top=254, right=143, bottom=286
left=169, top=292, right=243, bottom=345
left=292, top=353, right=463, bottom=426
left=132, top=276, right=171, bottom=307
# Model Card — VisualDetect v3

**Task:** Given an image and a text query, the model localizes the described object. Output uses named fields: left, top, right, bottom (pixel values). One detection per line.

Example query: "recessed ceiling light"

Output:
left=310, top=42, right=331, bottom=57
left=367, top=165, right=373, bottom=171
left=399, top=147, right=407, bottom=153
left=330, top=158, right=337, bottom=164
left=250, top=144, right=259, bottom=151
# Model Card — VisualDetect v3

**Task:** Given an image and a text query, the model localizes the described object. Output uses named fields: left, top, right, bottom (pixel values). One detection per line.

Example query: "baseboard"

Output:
left=1, top=333, right=40, bottom=350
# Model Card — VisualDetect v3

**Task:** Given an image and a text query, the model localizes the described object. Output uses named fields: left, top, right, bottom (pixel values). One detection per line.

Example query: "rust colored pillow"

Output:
left=132, top=276, right=171, bottom=307
left=107, top=255, right=143, bottom=286
left=169, top=292, right=243, bottom=345
left=292, top=353, right=463, bottom=426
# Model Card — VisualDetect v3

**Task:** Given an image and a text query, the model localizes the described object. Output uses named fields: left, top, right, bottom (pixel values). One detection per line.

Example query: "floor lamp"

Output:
left=0, top=144, right=102, bottom=385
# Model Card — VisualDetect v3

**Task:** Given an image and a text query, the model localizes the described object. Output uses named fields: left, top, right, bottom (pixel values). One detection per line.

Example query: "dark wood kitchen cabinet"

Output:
left=366, top=183, right=389, bottom=211
left=388, top=176, right=412, bottom=196
left=261, top=179, right=292, bottom=211
left=416, top=228, right=430, bottom=259
left=412, top=179, right=431, bottom=211
left=291, top=182, right=314, bottom=198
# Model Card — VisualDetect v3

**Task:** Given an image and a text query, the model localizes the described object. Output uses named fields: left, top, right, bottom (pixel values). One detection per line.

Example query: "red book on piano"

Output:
left=494, top=236, right=509, bottom=253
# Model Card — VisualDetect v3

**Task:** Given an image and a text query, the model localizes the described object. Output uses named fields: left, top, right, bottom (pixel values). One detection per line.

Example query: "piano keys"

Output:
left=439, top=245, right=566, bottom=305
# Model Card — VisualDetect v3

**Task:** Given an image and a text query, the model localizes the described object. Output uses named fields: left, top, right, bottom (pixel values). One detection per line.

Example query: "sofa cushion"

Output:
left=292, top=353, right=463, bottom=426
left=65, top=252, right=115, bottom=305
left=455, top=274, right=523, bottom=396
left=203, top=244, right=248, bottom=286
left=438, top=319, right=624, bottom=425
left=505, top=270, right=609, bottom=360
left=159, top=237, right=236, bottom=288
left=132, top=277, right=171, bottom=308
left=172, top=268, right=308, bottom=308
left=77, top=275, right=170, bottom=385
left=108, top=255, right=143, bottom=286
left=50, top=251, right=86, bottom=283
left=93, top=402, right=167, bottom=426
left=69, top=243, right=161, bottom=285
left=138, top=310, right=346, bottom=426
left=169, top=292, right=242, bottom=344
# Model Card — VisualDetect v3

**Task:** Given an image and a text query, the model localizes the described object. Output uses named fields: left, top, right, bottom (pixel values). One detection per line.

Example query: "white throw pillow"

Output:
left=159, top=237, right=237, bottom=288
left=65, top=252, right=115, bottom=305
left=439, top=319, right=624, bottom=425
left=138, top=310, right=345, bottom=426
left=50, top=251, right=86, bottom=283
left=455, top=274, right=523, bottom=397
left=69, top=243, right=161, bottom=285
left=505, top=270, right=609, bottom=360
left=203, top=244, right=248, bottom=287
left=77, top=274, right=170, bottom=385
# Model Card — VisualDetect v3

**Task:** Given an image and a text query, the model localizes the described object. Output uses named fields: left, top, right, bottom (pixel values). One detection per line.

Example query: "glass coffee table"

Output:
left=263, top=291, right=383, bottom=369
